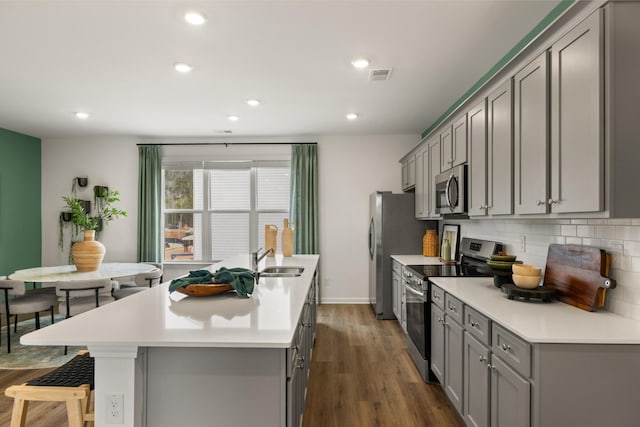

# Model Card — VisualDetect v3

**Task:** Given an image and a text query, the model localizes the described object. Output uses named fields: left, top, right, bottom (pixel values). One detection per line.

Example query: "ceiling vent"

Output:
left=369, top=68, right=393, bottom=81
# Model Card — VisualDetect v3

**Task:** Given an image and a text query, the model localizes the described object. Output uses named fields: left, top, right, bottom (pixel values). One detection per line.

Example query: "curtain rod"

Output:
left=136, top=142, right=317, bottom=147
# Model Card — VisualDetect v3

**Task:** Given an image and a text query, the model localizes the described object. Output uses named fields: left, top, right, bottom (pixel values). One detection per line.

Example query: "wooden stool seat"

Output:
left=5, top=352, right=94, bottom=427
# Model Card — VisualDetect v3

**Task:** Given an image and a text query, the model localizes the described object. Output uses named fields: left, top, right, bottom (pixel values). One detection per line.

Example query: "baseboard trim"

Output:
left=318, top=298, right=369, bottom=304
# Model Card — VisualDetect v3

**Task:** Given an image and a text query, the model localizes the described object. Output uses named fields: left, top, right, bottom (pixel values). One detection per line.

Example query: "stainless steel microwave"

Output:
left=435, top=164, right=467, bottom=215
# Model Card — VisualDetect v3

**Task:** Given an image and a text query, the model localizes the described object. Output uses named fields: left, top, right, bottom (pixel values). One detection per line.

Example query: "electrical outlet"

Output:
left=106, top=393, right=124, bottom=424
left=520, top=235, right=526, bottom=253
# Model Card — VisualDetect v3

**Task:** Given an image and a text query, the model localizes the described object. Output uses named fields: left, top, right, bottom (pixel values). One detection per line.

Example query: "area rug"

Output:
left=0, top=316, right=84, bottom=369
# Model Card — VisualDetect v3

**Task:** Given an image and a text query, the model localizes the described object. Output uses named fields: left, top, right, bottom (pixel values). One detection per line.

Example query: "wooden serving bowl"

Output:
left=176, top=283, right=233, bottom=297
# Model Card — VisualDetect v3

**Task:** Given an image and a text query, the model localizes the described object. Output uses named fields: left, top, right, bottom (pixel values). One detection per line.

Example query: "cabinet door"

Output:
left=414, top=146, right=428, bottom=218
left=452, top=114, right=468, bottom=167
left=392, top=271, right=400, bottom=320
left=550, top=9, right=603, bottom=213
left=407, top=156, right=416, bottom=188
left=464, top=332, right=490, bottom=427
left=401, top=282, right=407, bottom=333
left=490, top=355, right=530, bottom=427
left=444, top=316, right=464, bottom=414
left=429, top=138, right=442, bottom=219
left=487, top=79, right=514, bottom=216
left=401, top=161, right=408, bottom=189
left=440, top=125, right=453, bottom=171
left=468, top=99, right=488, bottom=217
left=514, top=52, right=549, bottom=214
left=430, top=304, right=445, bottom=383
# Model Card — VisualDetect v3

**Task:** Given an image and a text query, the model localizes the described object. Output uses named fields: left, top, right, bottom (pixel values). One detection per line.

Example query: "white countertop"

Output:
left=22, top=254, right=319, bottom=349
left=430, top=276, right=640, bottom=344
left=391, top=255, right=444, bottom=265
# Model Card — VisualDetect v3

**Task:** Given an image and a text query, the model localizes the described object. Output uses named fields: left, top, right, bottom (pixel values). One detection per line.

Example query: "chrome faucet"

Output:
left=252, top=247, right=274, bottom=273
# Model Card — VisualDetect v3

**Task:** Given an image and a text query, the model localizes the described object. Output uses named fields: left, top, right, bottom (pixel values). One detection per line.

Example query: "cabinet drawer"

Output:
left=464, top=305, right=491, bottom=346
left=392, top=260, right=402, bottom=275
left=492, top=324, right=531, bottom=378
left=444, top=293, right=463, bottom=325
left=431, top=284, right=445, bottom=310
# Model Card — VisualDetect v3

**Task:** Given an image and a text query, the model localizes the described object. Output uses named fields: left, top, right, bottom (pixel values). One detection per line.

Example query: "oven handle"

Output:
left=404, top=284, right=425, bottom=299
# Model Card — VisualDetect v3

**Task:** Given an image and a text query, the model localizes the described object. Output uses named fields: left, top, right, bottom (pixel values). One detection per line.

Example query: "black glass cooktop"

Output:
left=405, top=260, right=491, bottom=280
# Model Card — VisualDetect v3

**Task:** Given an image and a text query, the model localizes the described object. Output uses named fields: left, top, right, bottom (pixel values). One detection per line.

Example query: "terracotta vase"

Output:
left=71, top=230, right=106, bottom=272
left=282, top=219, right=294, bottom=257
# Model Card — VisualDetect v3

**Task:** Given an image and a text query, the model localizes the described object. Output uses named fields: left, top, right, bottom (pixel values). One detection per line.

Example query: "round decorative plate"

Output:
left=490, top=254, right=517, bottom=262
left=486, top=260, right=523, bottom=271
left=176, top=283, right=234, bottom=297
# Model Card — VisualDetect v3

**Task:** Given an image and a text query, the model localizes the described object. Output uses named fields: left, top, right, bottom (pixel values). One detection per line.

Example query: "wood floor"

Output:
left=0, top=304, right=464, bottom=427
left=303, top=304, right=464, bottom=427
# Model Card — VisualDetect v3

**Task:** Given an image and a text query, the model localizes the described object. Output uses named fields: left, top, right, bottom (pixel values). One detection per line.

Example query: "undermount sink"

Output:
left=259, top=266, right=305, bottom=277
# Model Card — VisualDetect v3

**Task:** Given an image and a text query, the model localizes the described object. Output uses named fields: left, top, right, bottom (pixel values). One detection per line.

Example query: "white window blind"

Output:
left=257, top=167, right=290, bottom=210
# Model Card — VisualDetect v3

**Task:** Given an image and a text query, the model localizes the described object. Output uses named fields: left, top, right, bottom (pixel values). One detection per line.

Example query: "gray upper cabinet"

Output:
left=550, top=8, right=603, bottom=214
left=428, top=137, right=441, bottom=219
left=452, top=114, right=468, bottom=168
left=487, top=79, right=514, bottom=216
left=401, top=154, right=416, bottom=191
left=440, top=125, right=453, bottom=172
left=514, top=52, right=549, bottom=215
left=414, top=144, right=429, bottom=219
left=468, top=99, right=488, bottom=217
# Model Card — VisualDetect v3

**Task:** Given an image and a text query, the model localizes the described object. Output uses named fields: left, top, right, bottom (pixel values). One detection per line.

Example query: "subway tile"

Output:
left=608, top=219, right=632, bottom=225
left=588, top=219, right=609, bottom=225
left=606, top=297, right=631, bottom=318
left=631, top=257, right=640, bottom=272
left=581, top=238, right=602, bottom=248
left=561, top=225, right=577, bottom=236
left=565, top=237, right=582, bottom=245
left=630, top=303, right=640, bottom=321
left=615, top=226, right=640, bottom=241
left=595, top=225, right=616, bottom=239
left=632, top=219, right=640, bottom=226
left=576, top=225, right=595, bottom=238
left=571, top=219, right=589, bottom=225
left=624, top=241, right=640, bottom=256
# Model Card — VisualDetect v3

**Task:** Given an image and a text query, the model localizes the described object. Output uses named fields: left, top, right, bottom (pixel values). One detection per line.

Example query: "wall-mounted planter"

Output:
left=79, top=200, right=91, bottom=214
left=60, top=212, right=72, bottom=222
left=93, top=185, right=109, bottom=199
left=76, top=177, right=88, bottom=187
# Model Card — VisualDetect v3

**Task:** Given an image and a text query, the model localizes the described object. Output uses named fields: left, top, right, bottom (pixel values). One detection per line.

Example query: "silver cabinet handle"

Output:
left=501, top=343, right=512, bottom=352
left=536, top=200, right=545, bottom=206
left=548, top=199, right=558, bottom=205
left=488, top=364, right=496, bottom=370
left=448, top=304, right=457, bottom=312
left=480, top=205, right=488, bottom=209
left=470, top=321, right=478, bottom=328
left=479, top=356, right=487, bottom=363
left=433, top=294, right=440, bottom=300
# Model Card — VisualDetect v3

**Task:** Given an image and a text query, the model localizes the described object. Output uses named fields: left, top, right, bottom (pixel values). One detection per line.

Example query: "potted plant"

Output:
left=63, top=189, right=127, bottom=272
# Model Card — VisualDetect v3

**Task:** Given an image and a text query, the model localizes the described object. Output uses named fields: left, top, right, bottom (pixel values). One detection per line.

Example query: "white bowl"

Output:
left=512, top=274, right=541, bottom=289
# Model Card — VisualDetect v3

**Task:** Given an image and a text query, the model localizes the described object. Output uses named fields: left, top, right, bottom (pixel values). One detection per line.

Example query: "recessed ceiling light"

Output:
left=75, top=112, right=89, bottom=120
left=351, top=58, right=370, bottom=69
left=346, top=113, right=359, bottom=120
left=246, top=99, right=260, bottom=107
left=174, top=62, right=193, bottom=73
left=228, top=115, right=239, bottom=122
left=184, top=11, right=207, bottom=26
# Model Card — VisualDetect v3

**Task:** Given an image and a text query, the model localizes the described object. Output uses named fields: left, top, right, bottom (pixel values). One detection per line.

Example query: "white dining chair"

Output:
left=55, top=278, right=115, bottom=318
left=0, top=278, right=57, bottom=353
left=113, top=268, right=163, bottom=300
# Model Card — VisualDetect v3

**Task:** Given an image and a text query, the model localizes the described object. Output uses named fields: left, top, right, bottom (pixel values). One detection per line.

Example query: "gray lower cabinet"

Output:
left=392, top=261, right=401, bottom=321
left=444, top=312, right=464, bottom=413
left=430, top=303, right=445, bottom=383
left=463, top=332, right=490, bottom=427
left=490, top=354, right=530, bottom=427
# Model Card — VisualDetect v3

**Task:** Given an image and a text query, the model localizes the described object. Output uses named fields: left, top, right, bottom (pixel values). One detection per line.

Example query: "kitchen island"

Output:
left=22, top=254, right=319, bottom=427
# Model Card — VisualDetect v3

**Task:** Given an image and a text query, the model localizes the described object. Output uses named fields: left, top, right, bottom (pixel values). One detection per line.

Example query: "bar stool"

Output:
left=5, top=351, right=94, bottom=427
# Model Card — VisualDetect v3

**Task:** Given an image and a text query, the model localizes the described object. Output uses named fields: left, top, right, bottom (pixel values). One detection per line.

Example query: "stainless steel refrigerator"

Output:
left=368, top=191, right=427, bottom=319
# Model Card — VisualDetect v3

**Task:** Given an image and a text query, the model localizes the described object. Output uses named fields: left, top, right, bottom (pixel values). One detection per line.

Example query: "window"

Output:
left=162, top=162, right=290, bottom=262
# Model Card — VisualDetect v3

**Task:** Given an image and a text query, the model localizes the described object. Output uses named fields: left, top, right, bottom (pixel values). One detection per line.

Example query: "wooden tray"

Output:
left=176, top=283, right=233, bottom=297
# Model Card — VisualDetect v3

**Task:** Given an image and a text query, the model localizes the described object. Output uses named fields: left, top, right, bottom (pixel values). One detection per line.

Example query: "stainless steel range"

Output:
left=403, top=237, right=501, bottom=382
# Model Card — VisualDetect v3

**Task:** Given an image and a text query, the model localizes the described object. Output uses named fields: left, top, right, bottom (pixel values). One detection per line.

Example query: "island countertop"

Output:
left=430, top=276, right=640, bottom=344
left=22, top=254, right=319, bottom=349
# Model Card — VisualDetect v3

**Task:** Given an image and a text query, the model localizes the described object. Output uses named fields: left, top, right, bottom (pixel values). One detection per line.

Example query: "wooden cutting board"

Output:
left=544, top=244, right=616, bottom=311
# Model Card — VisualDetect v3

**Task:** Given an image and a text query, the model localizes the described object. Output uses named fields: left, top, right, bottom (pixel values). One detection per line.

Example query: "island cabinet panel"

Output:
left=487, top=79, right=513, bottom=216
left=146, top=347, right=286, bottom=427
left=490, top=354, right=530, bottom=427
left=468, top=99, right=488, bottom=217
left=550, top=8, right=603, bottom=214
left=514, top=52, right=549, bottom=215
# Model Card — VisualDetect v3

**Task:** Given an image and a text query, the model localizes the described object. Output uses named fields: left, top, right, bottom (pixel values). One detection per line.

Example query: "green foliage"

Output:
left=63, top=189, right=127, bottom=232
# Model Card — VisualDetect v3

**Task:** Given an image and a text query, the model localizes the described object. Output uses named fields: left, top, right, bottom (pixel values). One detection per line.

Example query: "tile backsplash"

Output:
left=446, top=218, right=640, bottom=320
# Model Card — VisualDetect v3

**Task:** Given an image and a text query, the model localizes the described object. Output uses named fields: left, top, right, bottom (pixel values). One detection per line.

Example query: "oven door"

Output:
left=405, top=281, right=427, bottom=358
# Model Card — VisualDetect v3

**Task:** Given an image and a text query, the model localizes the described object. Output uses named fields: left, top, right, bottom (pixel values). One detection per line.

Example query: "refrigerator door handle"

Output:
left=369, top=217, right=375, bottom=260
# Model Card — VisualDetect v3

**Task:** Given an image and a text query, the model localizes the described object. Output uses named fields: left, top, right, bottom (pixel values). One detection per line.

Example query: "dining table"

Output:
left=8, top=262, right=157, bottom=283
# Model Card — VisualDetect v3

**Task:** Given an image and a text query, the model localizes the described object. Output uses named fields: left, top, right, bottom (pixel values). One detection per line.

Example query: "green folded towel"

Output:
left=169, top=267, right=255, bottom=298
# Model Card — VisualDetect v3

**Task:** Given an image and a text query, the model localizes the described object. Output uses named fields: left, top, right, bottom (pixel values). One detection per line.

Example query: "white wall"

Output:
left=446, top=218, right=640, bottom=320
left=317, top=134, right=417, bottom=303
left=41, top=134, right=418, bottom=305
left=42, top=137, right=140, bottom=266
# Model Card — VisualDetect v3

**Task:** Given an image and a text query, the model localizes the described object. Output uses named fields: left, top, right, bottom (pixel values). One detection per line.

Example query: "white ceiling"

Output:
left=0, top=0, right=561, bottom=140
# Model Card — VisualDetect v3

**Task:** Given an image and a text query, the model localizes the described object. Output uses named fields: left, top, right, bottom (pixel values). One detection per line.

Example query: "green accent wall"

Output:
left=421, top=0, right=576, bottom=139
left=0, top=128, right=41, bottom=276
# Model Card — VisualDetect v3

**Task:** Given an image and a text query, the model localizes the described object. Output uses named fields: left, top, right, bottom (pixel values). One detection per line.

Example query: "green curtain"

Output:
left=137, top=145, right=162, bottom=262
left=290, top=144, right=319, bottom=254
